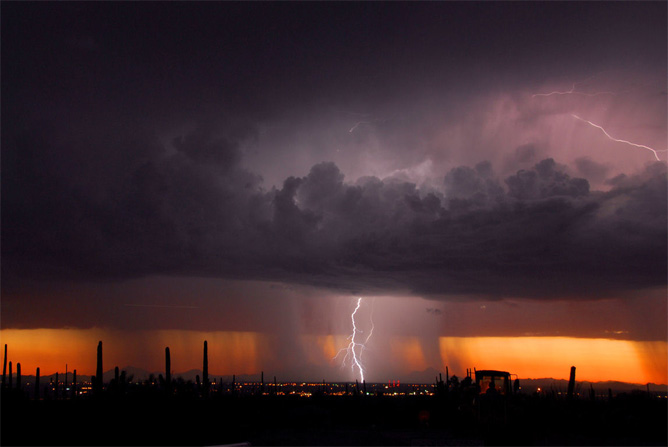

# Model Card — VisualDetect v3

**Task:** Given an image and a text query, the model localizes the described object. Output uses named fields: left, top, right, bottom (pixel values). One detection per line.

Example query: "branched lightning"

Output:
left=571, top=114, right=664, bottom=161
left=530, top=75, right=665, bottom=162
left=531, top=83, right=617, bottom=98
left=333, top=297, right=375, bottom=382
left=532, top=74, right=618, bottom=98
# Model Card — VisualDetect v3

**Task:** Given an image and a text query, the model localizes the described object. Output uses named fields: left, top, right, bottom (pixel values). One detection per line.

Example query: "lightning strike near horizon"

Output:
left=571, top=114, right=664, bottom=161
left=333, top=297, right=375, bottom=383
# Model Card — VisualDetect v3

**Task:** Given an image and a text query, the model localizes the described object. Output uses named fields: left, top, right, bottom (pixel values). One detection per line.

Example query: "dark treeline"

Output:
left=1, top=342, right=666, bottom=446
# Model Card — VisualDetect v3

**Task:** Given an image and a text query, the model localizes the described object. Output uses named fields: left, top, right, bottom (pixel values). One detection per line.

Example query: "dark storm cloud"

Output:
left=2, top=122, right=265, bottom=282
left=275, top=160, right=665, bottom=298
left=3, top=113, right=665, bottom=300
left=574, top=157, right=611, bottom=185
left=2, top=1, right=665, bottom=301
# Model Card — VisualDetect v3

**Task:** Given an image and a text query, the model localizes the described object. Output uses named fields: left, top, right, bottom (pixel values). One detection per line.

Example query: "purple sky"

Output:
left=2, top=2, right=666, bottom=381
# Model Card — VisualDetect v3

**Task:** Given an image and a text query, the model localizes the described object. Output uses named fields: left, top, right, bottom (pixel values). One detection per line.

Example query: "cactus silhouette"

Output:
left=436, top=373, right=447, bottom=396
left=203, top=340, right=209, bottom=396
left=165, top=347, right=171, bottom=393
left=72, top=369, right=77, bottom=398
left=2, top=344, right=6, bottom=390
left=95, top=341, right=103, bottom=395
left=567, top=366, right=576, bottom=400
left=8, top=361, right=12, bottom=389
left=16, top=363, right=21, bottom=392
left=35, top=367, right=40, bottom=399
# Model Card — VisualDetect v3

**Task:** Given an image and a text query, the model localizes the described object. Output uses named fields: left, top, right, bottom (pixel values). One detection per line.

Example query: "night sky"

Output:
left=2, top=2, right=666, bottom=384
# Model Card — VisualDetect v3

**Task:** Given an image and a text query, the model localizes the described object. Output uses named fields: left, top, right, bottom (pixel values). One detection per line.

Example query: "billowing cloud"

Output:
left=3, top=116, right=665, bottom=301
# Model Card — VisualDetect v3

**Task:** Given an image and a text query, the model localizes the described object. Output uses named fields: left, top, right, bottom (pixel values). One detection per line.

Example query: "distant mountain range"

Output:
left=13, top=366, right=666, bottom=395
left=400, top=366, right=667, bottom=392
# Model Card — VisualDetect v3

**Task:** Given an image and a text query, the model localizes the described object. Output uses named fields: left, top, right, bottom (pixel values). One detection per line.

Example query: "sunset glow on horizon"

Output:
left=2, top=329, right=665, bottom=385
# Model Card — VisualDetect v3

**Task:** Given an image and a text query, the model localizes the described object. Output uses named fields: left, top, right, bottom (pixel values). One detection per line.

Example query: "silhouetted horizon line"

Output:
left=8, top=366, right=666, bottom=389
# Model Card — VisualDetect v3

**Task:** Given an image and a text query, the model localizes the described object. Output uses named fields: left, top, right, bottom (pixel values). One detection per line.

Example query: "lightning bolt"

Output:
left=531, top=84, right=617, bottom=98
left=532, top=73, right=618, bottom=98
left=348, top=114, right=399, bottom=133
left=571, top=114, right=664, bottom=161
left=333, top=297, right=375, bottom=383
left=530, top=75, right=665, bottom=162
left=349, top=121, right=372, bottom=133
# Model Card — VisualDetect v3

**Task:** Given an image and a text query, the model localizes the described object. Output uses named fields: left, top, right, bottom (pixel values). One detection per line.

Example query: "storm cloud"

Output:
left=2, top=1, right=666, bottom=304
left=4, top=117, right=665, bottom=300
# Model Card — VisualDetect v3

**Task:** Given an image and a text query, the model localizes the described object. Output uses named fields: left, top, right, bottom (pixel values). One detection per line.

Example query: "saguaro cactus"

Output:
left=95, top=341, right=103, bottom=395
left=35, top=367, right=40, bottom=399
left=72, top=369, right=77, bottom=398
left=2, top=344, right=7, bottom=390
left=165, top=347, right=171, bottom=391
left=567, top=366, right=576, bottom=400
left=8, top=361, right=12, bottom=389
left=203, top=340, right=209, bottom=395
left=16, top=363, right=21, bottom=391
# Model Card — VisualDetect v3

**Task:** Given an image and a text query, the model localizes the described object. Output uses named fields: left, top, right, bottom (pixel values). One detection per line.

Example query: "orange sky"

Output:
left=1, top=329, right=665, bottom=384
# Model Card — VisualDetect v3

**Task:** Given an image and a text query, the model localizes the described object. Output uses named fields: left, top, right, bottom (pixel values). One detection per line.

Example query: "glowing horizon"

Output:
left=1, top=329, right=665, bottom=385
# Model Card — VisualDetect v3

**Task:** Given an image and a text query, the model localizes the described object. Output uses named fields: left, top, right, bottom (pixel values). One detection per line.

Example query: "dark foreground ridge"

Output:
left=2, top=342, right=666, bottom=446
left=3, top=379, right=667, bottom=446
